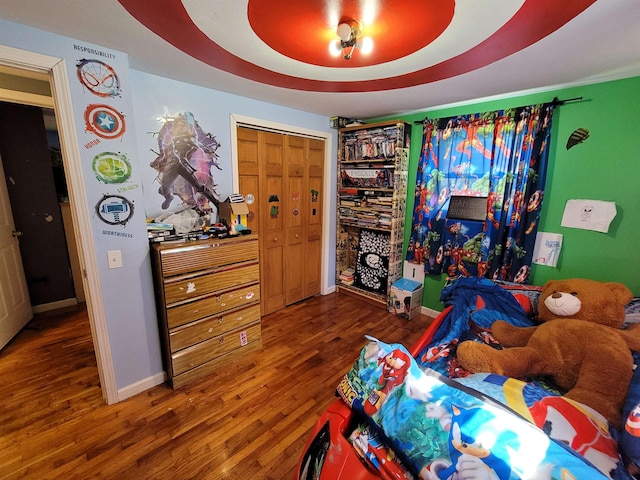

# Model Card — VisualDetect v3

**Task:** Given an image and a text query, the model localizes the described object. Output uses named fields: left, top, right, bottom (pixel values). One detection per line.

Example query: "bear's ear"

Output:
left=542, top=279, right=559, bottom=294
left=605, top=282, right=633, bottom=305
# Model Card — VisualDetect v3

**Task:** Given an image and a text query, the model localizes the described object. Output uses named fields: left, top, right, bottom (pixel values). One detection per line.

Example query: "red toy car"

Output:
left=295, top=307, right=451, bottom=480
left=294, top=277, right=636, bottom=480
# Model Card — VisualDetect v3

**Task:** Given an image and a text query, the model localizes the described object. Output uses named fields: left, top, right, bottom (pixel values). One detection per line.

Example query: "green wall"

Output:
left=375, top=76, right=640, bottom=309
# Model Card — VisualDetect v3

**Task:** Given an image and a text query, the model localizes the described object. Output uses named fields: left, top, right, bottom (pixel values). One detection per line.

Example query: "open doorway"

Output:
left=0, top=101, right=80, bottom=310
left=0, top=45, right=117, bottom=404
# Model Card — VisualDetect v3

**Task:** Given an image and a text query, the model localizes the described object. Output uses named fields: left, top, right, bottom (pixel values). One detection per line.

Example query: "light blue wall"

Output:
left=0, top=18, right=338, bottom=393
left=129, top=70, right=337, bottom=220
left=0, top=18, right=162, bottom=390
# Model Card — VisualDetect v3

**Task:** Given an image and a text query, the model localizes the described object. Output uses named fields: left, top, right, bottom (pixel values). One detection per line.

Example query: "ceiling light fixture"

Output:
left=329, top=19, right=373, bottom=60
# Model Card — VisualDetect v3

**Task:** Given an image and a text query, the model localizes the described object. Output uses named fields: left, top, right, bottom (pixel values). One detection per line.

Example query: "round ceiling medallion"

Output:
left=118, top=0, right=596, bottom=93
left=247, top=0, right=455, bottom=67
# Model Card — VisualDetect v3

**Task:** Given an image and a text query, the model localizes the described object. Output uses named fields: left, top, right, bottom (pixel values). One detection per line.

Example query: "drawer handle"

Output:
left=272, top=237, right=278, bottom=242
left=217, top=317, right=224, bottom=323
left=295, top=234, right=299, bottom=238
left=208, top=327, right=213, bottom=333
left=219, top=337, right=225, bottom=344
left=216, top=295, right=222, bottom=302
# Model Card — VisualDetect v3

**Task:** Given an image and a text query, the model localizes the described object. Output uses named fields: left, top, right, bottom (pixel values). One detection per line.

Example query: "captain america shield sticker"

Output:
left=84, top=104, right=126, bottom=139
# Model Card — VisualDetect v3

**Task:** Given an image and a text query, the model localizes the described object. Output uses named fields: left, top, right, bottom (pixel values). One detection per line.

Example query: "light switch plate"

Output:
left=107, top=250, right=123, bottom=269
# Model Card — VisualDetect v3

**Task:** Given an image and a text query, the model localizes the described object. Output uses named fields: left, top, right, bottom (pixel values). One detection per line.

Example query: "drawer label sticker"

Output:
left=186, top=282, right=196, bottom=293
left=240, top=331, right=248, bottom=346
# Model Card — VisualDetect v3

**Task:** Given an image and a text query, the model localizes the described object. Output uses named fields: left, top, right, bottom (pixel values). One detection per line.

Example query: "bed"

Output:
left=296, top=277, right=640, bottom=480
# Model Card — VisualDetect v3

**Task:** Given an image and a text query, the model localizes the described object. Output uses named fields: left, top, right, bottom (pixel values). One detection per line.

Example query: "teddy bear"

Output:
left=457, top=278, right=640, bottom=428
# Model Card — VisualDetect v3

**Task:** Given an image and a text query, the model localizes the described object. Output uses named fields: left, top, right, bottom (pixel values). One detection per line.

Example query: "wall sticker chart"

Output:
left=72, top=46, right=144, bottom=242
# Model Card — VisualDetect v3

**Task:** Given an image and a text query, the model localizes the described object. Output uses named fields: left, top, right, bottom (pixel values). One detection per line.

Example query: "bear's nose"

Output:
left=552, top=292, right=562, bottom=299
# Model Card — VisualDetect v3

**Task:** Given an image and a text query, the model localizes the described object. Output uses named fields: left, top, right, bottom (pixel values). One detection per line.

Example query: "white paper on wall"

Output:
left=532, top=232, right=563, bottom=267
left=561, top=199, right=617, bottom=233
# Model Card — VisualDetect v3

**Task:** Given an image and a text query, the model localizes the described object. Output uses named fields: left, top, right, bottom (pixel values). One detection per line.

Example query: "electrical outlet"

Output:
left=107, top=250, right=123, bottom=269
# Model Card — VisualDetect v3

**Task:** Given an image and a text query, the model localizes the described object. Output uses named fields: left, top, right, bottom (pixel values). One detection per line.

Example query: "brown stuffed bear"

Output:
left=457, top=278, right=640, bottom=428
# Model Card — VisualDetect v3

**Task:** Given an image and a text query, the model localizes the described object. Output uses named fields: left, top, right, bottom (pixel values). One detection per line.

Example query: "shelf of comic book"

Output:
left=336, top=120, right=411, bottom=307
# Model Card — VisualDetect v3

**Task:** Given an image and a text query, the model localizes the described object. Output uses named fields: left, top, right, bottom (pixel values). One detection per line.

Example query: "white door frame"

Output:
left=0, top=45, right=118, bottom=404
left=229, top=114, right=334, bottom=296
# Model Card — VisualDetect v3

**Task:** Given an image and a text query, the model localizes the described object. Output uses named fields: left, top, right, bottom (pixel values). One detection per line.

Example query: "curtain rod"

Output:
left=413, top=96, right=585, bottom=124
left=552, top=96, right=583, bottom=105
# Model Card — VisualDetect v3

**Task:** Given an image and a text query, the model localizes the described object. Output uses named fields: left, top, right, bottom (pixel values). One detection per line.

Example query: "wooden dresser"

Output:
left=150, top=234, right=262, bottom=388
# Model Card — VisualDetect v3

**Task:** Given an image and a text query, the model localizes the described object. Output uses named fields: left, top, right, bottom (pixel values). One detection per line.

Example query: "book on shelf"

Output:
left=378, top=214, right=392, bottom=227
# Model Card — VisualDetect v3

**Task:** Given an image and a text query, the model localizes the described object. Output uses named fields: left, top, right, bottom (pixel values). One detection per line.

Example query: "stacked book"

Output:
left=378, top=213, right=392, bottom=228
left=338, top=188, right=363, bottom=207
left=367, top=196, right=393, bottom=212
left=339, top=268, right=355, bottom=285
left=356, top=211, right=378, bottom=227
left=147, top=222, right=177, bottom=242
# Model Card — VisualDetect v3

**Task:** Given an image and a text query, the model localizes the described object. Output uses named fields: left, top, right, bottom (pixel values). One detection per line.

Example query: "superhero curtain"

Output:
left=407, top=104, right=554, bottom=283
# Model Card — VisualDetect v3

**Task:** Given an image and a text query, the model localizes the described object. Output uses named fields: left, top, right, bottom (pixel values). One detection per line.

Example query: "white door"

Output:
left=0, top=154, right=32, bottom=349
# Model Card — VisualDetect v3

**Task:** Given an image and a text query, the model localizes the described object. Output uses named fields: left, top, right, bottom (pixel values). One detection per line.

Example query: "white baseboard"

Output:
left=328, top=288, right=439, bottom=318
left=117, top=371, right=167, bottom=402
left=421, top=305, right=441, bottom=319
left=32, top=298, right=78, bottom=313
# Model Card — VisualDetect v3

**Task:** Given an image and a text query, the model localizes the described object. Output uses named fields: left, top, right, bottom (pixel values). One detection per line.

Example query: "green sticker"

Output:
left=92, top=152, right=132, bottom=184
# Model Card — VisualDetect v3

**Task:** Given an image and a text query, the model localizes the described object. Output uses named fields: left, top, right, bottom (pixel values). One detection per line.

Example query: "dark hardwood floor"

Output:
left=0, top=293, right=434, bottom=479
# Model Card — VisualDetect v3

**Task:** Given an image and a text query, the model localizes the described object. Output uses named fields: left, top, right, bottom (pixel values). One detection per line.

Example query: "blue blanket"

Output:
left=417, top=278, right=544, bottom=384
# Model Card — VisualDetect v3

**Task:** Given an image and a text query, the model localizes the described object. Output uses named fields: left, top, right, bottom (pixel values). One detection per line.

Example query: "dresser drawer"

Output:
left=163, top=262, right=259, bottom=305
left=169, top=303, right=261, bottom=352
left=159, top=237, right=258, bottom=276
left=171, top=322, right=262, bottom=376
left=166, top=283, right=260, bottom=329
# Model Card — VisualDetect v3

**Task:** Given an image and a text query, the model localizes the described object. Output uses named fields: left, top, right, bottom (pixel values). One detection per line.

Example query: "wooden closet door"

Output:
left=237, top=127, right=324, bottom=314
left=237, top=128, right=286, bottom=315
left=284, top=136, right=305, bottom=305
left=305, top=138, right=324, bottom=298
left=260, top=131, right=286, bottom=314
left=236, top=128, right=260, bottom=235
